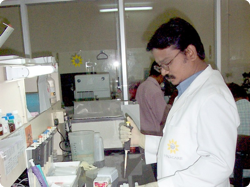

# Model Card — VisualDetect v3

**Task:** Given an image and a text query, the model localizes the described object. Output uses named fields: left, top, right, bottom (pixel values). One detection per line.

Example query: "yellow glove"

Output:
left=119, top=116, right=145, bottom=149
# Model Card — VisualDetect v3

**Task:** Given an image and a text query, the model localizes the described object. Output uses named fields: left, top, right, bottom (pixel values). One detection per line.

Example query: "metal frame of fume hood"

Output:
left=0, top=0, right=223, bottom=100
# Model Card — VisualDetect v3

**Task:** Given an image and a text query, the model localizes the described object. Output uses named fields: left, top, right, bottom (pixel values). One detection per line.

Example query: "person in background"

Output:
left=136, top=61, right=171, bottom=136
left=167, top=88, right=178, bottom=106
left=228, top=82, right=250, bottom=135
left=227, top=82, right=250, bottom=181
left=136, top=61, right=171, bottom=180
left=120, top=17, right=239, bottom=187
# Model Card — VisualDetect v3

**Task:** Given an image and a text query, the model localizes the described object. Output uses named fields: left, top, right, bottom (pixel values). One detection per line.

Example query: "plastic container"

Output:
left=46, top=175, right=77, bottom=187
left=85, top=169, right=98, bottom=187
left=93, top=177, right=110, bottom=187
left=94, top=132, right=104, bottom=162
left=47, top=75, right=57, bottom=104
left=94, top=132, right=105, bottom=168
left=0, top=109, right=3, bottom=136
left=97, top=167, right=118, bottom=183
left=12, top=110, right=22, bottom=128
left=1, top=116, right=9, bottom=134
left=47, top=161, right=80, bottom=178
left=69, top=130, right=95, bottom=164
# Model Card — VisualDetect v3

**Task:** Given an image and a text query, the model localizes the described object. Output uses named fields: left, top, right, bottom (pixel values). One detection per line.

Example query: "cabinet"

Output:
left=0, top=59, right=62, bottom=186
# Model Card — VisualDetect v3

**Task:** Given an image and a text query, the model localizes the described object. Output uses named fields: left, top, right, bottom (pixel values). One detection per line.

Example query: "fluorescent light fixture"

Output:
left=6, top=65, right=55, bottom=80
left=100, top=6, right=153, bottom=13
left=0, top=23, right=14, bottom=48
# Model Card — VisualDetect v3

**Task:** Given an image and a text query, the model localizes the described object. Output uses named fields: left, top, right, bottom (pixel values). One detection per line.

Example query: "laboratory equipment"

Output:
left=29, top=159, right=48, bottom=187
left=68, top=130, right=95, bottom=164
left=74, top=73, right=111, bottom=100
left=123, top=121, right=133, bottom=178
left=71, top=100, right=140, bottom=150
left=46, top=175, right=77, bottom=187
left=94, top=132, right=104, bottom=167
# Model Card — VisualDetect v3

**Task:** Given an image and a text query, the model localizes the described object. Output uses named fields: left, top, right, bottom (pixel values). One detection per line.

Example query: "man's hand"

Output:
left=119, top=116, right=145, bottom=148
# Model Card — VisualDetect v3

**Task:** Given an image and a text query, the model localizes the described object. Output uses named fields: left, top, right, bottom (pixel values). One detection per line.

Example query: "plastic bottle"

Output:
left=0, top=109, right=3, bottom=136
left=1, top=116, right=9, bottom=135
left=47, top=75, right=57, bottom=104
left=12, top=110, right=22, bottom=128
left=6, top=112, right=12, bottom=117
left=94, top=132, right=104, bottom=163
left=8, top=115, right=16, bottom=133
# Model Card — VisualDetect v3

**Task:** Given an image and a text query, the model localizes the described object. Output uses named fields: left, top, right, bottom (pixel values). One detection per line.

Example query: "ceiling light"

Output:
left=0, top=23, right=14, bottom=48
left=6, top=65, right=55, bottom=80
left=100, top=6, right=153, bottom=13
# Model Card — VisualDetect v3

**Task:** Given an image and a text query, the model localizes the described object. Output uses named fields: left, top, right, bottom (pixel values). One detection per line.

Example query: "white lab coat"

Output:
left=145, top=65, right=240, bottom=187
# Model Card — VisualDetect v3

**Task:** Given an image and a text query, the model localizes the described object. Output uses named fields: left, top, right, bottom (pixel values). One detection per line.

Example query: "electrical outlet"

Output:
left=54, top=118, right=59, bottom=126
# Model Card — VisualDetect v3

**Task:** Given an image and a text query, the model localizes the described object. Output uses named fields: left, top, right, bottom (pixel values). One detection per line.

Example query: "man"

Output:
left=136, top=61, right=171, bottom=136
left=228, top=82, right=250, bottom=135
left=228, top=83, right=250, bottom=181
left=120, top=17, right=240, bottom=187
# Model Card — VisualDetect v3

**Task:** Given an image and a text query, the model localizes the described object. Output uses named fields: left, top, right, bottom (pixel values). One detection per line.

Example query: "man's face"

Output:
left=152, top=47, right=190, bottom=86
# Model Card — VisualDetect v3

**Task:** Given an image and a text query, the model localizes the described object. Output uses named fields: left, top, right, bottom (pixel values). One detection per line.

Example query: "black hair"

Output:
left=147, top=17, right=205, bottom=60
left=228, top=82, right=248, bottom=99
left=149, top=61, right=161, bottom=76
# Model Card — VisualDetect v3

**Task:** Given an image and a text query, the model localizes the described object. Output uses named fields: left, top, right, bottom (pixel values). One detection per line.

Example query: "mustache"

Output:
left=164, top=75, right=175, bottom=80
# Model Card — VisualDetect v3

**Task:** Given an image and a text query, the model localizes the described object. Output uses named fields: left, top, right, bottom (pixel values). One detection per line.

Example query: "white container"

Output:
left=0, top=109, right=3, bottom=135
left=69, top=130, right=95, bottom=164
left=94, top=132, right=104, bottom=162
left=47, top=161, right=80, bottom=176
left=46, top=175, right=77, bottom=187
left=47, top=75, right=57, bottom=104
left=12, top=110, right=22, bottom=128
left=97, top=167, right=118, bottom=183
left=93, top=177, right=110, bottom=187
left=1, top=116, right=9, bottom=134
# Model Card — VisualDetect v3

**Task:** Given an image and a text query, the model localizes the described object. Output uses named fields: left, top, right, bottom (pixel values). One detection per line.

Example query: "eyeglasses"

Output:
left=154, top=50, right=181, bottom=73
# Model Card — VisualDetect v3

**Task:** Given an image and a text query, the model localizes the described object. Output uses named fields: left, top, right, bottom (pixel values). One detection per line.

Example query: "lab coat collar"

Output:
left=166, top=64, right=213, bottom=123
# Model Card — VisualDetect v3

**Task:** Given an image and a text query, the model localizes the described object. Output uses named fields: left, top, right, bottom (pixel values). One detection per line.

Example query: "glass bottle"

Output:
left=8, top=115, right=16, bottom=133
left=0, top=122, right=3, bottom=136
left=0, top=109, right=3, bottom=135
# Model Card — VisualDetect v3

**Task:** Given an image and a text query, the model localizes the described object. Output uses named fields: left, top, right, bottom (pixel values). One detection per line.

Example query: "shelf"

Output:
left=0, top=0, right=76, bottom=6
left=0, top=55, right=56, bottom=65
left=0, top=56, right=35, bottom=65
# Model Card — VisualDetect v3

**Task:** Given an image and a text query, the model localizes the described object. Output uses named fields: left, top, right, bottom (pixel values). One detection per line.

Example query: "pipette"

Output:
left=123, top=121, right=133, bottom=178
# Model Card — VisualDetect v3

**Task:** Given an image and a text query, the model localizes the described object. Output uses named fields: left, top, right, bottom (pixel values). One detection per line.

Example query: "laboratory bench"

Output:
left=57, top=149, right=156, bottom=187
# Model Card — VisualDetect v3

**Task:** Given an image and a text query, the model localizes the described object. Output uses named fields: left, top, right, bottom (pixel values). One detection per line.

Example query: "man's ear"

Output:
left=184, top=45, right=198, bottom=61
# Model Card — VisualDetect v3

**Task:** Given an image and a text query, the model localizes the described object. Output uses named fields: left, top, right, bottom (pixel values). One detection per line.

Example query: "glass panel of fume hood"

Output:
left=125, top=0, right=215, bottom=100
left=26, top=0, right=119, bottom=106
left=73, top=100, right=123, bottom=120
left=0, top=6, right=25, bottom=57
